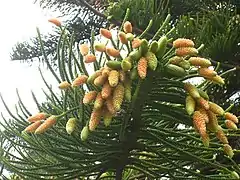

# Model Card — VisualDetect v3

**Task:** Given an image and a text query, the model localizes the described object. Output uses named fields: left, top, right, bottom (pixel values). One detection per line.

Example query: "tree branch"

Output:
left=78, top=0, right=154, bottom=38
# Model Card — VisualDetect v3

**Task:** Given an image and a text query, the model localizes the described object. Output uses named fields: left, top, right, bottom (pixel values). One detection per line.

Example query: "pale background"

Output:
left=0, top=0, right=59, bottom=120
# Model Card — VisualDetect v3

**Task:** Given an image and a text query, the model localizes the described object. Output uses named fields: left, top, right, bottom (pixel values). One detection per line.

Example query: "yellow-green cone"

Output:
left=121, top=59, right=132, bottom=71
left=165, top=64, right=187, bottom=77
left=184, top=83, right=200, bottom=99
left=130, top=68, right=138, bottom=80
left=103, top=107, right=113, bottom=127
left=108, top=70, right=119, bottom=87
left=156, top=35, right=168, bottom=59
left=149, top=40, right=158, bottom=53
left=209, top=102, right=224, bottom=116
left=124, top=77, right=132, bottom=102
left=224, top=144, right=234, bottom=158
left=179, top=60, right=191, bottom=70
left=207, top=111, right=219, bottom=132
left=185, top=95, right=196, bottom=115
left=129, top=49, right=142, bottom=62
left=66, top=118, right=77, bottom=135
left=81, top=126, right=89, bottom=141
left=113, top=83, right=125, bottom=111
left=168, top=56, right=183, bottom=65
left=106, top=61, right=122, bottom=70
left=145, top=51, right=158, bottom=71
left=140, top=39, right=149, bottom=55
left=198, top=89, right=209, bottom=100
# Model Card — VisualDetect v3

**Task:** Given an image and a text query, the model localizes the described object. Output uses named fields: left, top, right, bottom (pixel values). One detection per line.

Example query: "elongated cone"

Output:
left=185, top=95, right=196, bottom=115
left=145, top=51, right=158, bottom=71
left=87, top=70, right=102, bottom=84
left=149, top=41, right=158, bottom=53
left=103, top=107, right=113, bottom=127
left=66, top=118, right=77, bottom=134
left=108, top=70, right=119, bottom=87
left=113, top=83, right=125, bottom=111
left=121, top=59, right=132, bottom=71
left=123, top=21, right=132, bottom=33
left=89, top=108, right=102, bottom=131
left=106, top=96, right=116, bottom=115
left=188, top=57, right=211, bottom=67
left=165, top=64, right=186, bottom=77
left=118, top=32, right=128, bottom=44
left=94, top=42, right=106, bottom=52
left=179, top=60, right=191, bottom=70
left=193, top=111, right=207, bottom=136
left=173, top=38, right=195, bottom=48
left=201, top=132, right=210, bottom=147
left=81, top=126, right=89, bottom=141
left=138, top=57, right=148, bottom=79
left=176, top=47, right=198, bottom=57
left=106, top=61, right=122, bottom=70
left=169, top=56, right=183, bottom=65
left=215, top=126, right=228, bottom=144
left=24, top=121, right=42, bottom=133
left=59, top=81, right=71, bottom=90
left=207, top=75, right=225, bottom=85
left=101, top=81, right=112, bottom=99
left=209, top=102, right=224, bottom=116
left=207, top=111, right=219, bottom=132
left=132, top=38, right=142, bottom=49
left=94, top=92, right=105, bottom=109
left=84, top=54, right=96, bottom=63
left=83, top=91, right=97, bottom=104
left=225, top=112, right=238, bottom=123
left=124, top=77, right=132, bottom=102
left=197, top=97, right=209, bottom=110
left=225, top=120, right=238, bottom=130
left=35, top=115, right=57, bottom=134
left=199, top=108, right=209, bottom=123
left=198, top=68, right=217, bottom=77
left=130, top=68, right=138, bottom=80
left=28, top=112, right=48, bottom=122
left=79, top=44, right=89, bottom=56
left=100, top=28, right=112, bottom=39
left=106, top=47, right=120, bottom=57
left=184, top=83, right=200, bottom=99
left=198, top=89, right=209, bottom=100
left=94, top=74, right=108, bottom=87
left=72, top=75, right=88, bottom=87
left=129, top=49, right=142, bottom=62
left=224, top=144, right=234, bottom=158
left=156, top=35, right=168, bottom=59
left=140, top=39, right=149, bottom=55
left=230, top=171, right=240, bottom=179
left=119, top=70, right=126, bottom=82
left=48, top=18, right=61, bottom=27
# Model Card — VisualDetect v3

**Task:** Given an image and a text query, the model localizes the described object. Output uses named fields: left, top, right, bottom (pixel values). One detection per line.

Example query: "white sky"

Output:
left=0, top=0, right=60, bottom=119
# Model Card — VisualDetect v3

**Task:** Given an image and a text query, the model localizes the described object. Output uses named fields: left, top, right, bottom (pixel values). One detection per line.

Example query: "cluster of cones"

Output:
left=184, top=82, right=238, bottom=157
left=24, top=113, right=57, bottom=134
left=167, top=38, right=224, bottom=85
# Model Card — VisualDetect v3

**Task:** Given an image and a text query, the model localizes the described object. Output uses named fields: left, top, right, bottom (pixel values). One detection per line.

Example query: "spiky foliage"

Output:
left=1, top=10, right=240, bottom=179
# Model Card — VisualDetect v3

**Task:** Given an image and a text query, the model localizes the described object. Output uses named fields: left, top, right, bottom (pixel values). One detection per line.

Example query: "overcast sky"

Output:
left=0, top=0, right=59, bottom=119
